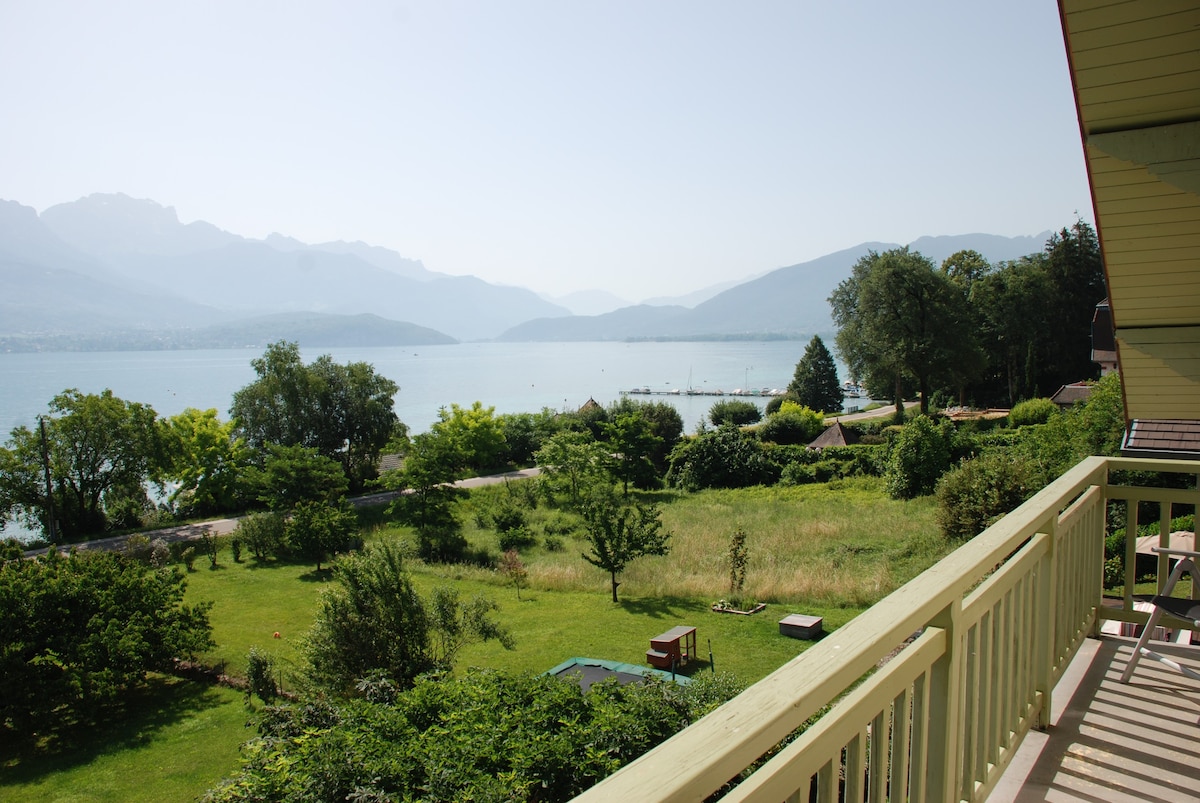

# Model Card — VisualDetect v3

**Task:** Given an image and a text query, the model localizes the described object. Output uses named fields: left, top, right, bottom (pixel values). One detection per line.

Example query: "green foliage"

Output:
left=935, top=451, right=1036, bottom=539
left=1008, top=397, right=1058, bottom=427
left=0, top=389, right=162, bottom=540
left=242, top=442, right=348, bottom=510
left=386, top=431, right=469, bottom=562
left=831, top=248, right=983, bottom=414
left=668, top=424, right=777, bottom=491
left=432, top=401, right=508, bottom=472
left=757, top=401, right=826, bottom=445
left=535, top=430, right=611, bottom=511
left=498, top=549, right=528, bottom=599
left=788, top=335, right=843, bottom=414
left=229, top=341, right=400, bottom=492
left=727, top=528, right=748, bottom=599
left=600, top=411, right=662, bottom=494
left=204, top=670, right=742, bottom=803
left=286, top=498, right=357, bottom=572
left=708, top=399, right=762, bottom=427
left=0, top=549, right=213, bottom=737
left=581, top=495, right=672, bottom=602
left=606, top=398, right=684, bottom=474
left=236, top=510, right=288, bottom=561
left=302, top=542, right=511, bottom=696
left=303, top=541, right=433, bottom=695
left=885, top=415, right=955, bottom=499
left=246, top=646, right=278, bottom=705
left=159, top=407, right=250, bottom=516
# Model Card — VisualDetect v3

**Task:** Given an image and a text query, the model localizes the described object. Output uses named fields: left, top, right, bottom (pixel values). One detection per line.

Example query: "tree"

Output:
left=303, top=542, right=511, bottom=695
left=386, top=431, right=468, bottom=562
left=830, top=248, right=984, bottom=415
left=499, top=549, right=528, bottom=599
left=242, top=442, right=348, bottom=510
left=972, top=256, right=1054, bottom=404
left=304, top=541, right=433, bottom=694
left=600, top=412, right=661, bottom=495
left=606, top=398, right=684, bottom=474
left=708, top=399, right=762, bottom=427
left=229, top=341, right=400, bottom=491
left=0, top=549, right=213, bottom=736
left=885, top=415, right=956, bottom=499
left=159, top=407, right=249, bottom=516
left=0, top=389, right=162, bottom=540
left=430, top=401, right=507, bottom=473
left=787, top=335, right=843, bottom=414
left=236, top=510, right=288, bottom=561
left=535, top=431, right=612, bottom=511
left=1039, top=220, right=1106, bottom=390
left=581, top=495, right=671, bottom=602
left=286, top=498, right=358, bottom=572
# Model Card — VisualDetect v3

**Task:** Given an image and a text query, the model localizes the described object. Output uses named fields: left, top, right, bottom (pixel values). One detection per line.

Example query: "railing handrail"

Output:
left=574, top=455, right=1199, bottom=802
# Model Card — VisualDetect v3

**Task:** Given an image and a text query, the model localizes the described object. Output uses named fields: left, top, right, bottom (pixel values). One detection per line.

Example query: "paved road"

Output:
left=24, top=467, right=543, bottom=557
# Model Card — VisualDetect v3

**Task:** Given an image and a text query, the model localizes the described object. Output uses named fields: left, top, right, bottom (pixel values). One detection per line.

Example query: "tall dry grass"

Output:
left=458, top=478, right=947, bottom=609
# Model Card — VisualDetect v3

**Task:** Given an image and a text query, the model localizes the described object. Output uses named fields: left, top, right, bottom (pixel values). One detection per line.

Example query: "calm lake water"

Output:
left=0, top=341, right=831, bottom=440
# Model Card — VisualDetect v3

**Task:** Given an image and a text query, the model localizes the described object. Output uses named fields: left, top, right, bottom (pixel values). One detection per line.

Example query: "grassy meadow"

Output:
left=2, top=476, right=949, bottom=802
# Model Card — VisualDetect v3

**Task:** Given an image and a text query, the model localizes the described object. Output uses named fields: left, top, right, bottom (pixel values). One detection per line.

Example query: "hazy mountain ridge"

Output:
left=6, top=193, right=568, bottom=342
left=2, top=193, right=1055, bottom=347
left=497, top=233, right=1052, bottom=342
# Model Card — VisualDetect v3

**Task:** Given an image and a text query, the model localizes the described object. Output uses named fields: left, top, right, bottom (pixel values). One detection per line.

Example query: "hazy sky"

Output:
left=1, top=1, right=1092, bottom=301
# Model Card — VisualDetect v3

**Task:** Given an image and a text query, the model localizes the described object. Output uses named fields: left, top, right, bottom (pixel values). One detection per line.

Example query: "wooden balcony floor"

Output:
left=995, top=635, right=1200, bottom=802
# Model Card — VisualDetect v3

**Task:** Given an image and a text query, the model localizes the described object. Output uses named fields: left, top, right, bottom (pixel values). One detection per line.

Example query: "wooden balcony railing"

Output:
left=573, top=456, right=1200, bottom=802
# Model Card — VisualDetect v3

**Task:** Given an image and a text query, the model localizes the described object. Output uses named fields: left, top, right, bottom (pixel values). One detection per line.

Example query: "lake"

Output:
left=0, top=340, right=839, bottom=439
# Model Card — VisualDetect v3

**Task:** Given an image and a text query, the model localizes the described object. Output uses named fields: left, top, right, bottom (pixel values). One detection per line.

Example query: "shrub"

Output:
left=1008, top=397, right=1058, bottom=427
left=756, top=401, right=825, bottom=446
left=246, top=646, right=278, bottom=705
left=708, top=399, right=762, bottom=427
left=885, top=415, right=954, bottom=499
left=935, top=451, right=1035, bottom=539
left=237, top=510, right=288, bottom=561
left=498, top=526, right=537, bottom=551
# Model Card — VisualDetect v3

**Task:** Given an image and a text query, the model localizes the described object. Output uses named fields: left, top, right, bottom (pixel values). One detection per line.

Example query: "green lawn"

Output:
left=3, top=479, right=948, bottom=801
left=0, top=679, right=247, bottom=803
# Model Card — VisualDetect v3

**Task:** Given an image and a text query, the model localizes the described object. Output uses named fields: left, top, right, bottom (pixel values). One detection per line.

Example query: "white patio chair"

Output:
left=1119, top=546, right=1200, bottom=684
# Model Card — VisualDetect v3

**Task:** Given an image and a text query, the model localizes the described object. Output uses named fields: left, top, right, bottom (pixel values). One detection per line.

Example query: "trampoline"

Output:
left=546, top=657, right=692, bottom=692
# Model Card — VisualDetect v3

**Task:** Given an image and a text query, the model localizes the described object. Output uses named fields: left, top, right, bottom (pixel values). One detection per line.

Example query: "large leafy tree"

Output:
left=158, top=407, right=249, bottom=516
left=973, top=256, right=1054, bottom=404
left=605, top=398, right=683, bottom=475
left=787, top=335, right=843, bottom=414
left=830, top=247, right=983, bottom=414
left=535, top=431, right=612, bottom=511
left=581, top=494, right=671, bottom=602
left=600, top=412, right=662, bottom=495
left=0, top=389, right=162, bottom=540
left=430, top=401, right=507, bottom=473
left=286, top=498, right=358, bottom=572
left=229, top=341, right=400, bottom=491
left=0, top=549, right=213, bottom=736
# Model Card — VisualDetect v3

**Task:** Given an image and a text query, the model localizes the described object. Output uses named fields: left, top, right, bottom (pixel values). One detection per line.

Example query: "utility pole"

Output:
left=38, top=416, right=58, bottom=544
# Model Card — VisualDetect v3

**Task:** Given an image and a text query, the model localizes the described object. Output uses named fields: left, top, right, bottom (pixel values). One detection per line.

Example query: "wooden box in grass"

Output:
left=779, top=614, right=823, bottom=639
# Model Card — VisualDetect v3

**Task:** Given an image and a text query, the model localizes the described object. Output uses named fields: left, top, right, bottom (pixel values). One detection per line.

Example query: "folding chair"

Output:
left=1120, top=546, right=1200, bottom=684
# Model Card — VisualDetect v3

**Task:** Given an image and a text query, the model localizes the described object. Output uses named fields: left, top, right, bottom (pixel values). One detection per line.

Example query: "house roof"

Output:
left=1051, top=382, right=1094, bottom=406
left=1059, top=0, right=1200, bottom=457
left=807, top=422, right=860, bottom=450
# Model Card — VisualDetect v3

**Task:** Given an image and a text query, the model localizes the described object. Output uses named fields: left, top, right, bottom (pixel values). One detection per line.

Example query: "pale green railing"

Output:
left=573, top=456, right=1200, bottom=803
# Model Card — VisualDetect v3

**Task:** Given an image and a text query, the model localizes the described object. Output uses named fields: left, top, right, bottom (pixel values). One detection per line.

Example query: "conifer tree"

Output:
left=787, top=335, right=843, bottom=414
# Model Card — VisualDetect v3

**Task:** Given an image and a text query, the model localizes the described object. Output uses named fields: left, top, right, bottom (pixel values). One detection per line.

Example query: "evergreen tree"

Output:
left=787, top=335, right=843, bottom=414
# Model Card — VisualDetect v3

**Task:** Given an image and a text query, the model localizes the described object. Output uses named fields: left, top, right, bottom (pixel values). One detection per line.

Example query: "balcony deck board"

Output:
left=996, top=635, right=1200, bottom=802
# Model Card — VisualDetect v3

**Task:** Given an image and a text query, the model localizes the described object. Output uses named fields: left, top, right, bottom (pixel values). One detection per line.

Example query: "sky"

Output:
left=0, top=1, right=1094, bottom=301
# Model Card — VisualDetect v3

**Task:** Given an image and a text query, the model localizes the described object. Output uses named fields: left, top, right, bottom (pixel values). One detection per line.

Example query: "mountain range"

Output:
left=0, top=193, right=1052, bottom=350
